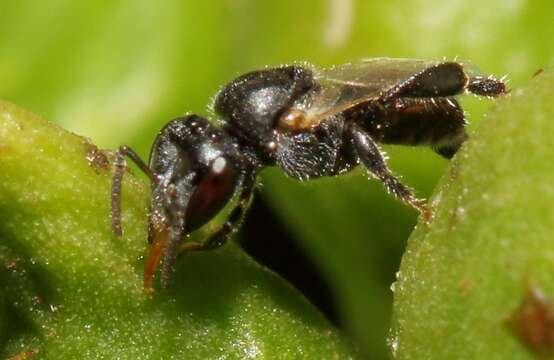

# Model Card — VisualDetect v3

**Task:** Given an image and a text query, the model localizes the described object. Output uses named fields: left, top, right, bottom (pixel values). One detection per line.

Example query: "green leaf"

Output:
left=0, top=101, right=355, bottom=359
left=392, top=69, right=554, bottom=359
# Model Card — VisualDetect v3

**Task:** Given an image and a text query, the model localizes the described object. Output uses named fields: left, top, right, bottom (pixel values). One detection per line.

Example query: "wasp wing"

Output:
left=320, top=58, right=447, bottom=93
left=291, top=58, right=469, bottom=126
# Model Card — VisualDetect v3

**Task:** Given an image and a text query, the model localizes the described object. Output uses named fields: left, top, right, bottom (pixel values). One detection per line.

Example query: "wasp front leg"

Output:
left=149, top=171, right=255, bottom=289
left=177, top=171, right=256, bottom=256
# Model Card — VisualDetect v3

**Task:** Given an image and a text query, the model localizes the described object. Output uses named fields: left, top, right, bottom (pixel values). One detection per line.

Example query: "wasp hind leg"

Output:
left=350, top=123, right=432, bottom=223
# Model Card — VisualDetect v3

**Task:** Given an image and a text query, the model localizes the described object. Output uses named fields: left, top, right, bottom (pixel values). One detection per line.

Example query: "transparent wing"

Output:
left=320, top=57, right=446, bottom=92
left=290, top=58, right=465, bottom=126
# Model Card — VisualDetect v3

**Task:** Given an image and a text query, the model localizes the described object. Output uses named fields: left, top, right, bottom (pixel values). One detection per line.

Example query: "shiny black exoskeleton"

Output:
left=111, top=58, right=506, bottom=288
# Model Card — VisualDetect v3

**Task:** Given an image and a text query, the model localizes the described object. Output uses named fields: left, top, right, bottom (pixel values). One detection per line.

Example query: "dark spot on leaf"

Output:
left=506, top=285, right=554, bottom=358
left=6, top=349, right=39, bottom=360
left=84, top=142, right=110, bottom=172
left=5, top=260, right=18, bottom=271
left=448, top=160, right=461, bottom=180
left=0, top=143, right=11, bottom=156
left=458, top=278, right=473, bottom=297
left=533, top=68, right=544, bottom=78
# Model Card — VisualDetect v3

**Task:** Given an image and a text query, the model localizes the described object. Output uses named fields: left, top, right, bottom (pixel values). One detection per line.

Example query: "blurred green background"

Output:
left=1, top=0, right=552, bottom=358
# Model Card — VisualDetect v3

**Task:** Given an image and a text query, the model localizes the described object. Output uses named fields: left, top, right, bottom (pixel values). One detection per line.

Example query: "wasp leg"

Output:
left=176, top=172, right=256, bottom=257
left=111, top=145, right=157, bottom=236
left=154, top=171, right=255, bottom=288
left=350, top=123, right=432, bottom=222
left=154, top=179, right=256, bottom=289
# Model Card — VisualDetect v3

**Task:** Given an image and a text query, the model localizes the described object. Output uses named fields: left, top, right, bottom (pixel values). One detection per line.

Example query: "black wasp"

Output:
left=110, top=58, right=506, bottom=289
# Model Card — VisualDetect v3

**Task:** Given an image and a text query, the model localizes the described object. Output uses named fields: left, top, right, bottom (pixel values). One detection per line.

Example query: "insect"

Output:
left=110, top=58, right=506, bottom=289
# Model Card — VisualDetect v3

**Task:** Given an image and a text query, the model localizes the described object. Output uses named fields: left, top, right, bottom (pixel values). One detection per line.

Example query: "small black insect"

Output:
left=111, top=58, right=506, bottom=289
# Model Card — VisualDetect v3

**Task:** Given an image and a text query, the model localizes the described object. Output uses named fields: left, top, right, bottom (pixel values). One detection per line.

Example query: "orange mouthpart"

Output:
left=143, top=226, right=169, bottom=292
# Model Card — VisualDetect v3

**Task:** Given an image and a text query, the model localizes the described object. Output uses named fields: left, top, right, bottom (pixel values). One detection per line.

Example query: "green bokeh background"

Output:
left=1, top=1, right=552, bottom=358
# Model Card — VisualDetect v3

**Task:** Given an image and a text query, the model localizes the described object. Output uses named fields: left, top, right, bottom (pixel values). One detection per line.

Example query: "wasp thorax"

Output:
left=278, top=109, right=311, bottom=132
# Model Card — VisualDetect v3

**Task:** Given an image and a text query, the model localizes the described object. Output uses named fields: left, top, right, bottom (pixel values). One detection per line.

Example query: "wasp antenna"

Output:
left=111, top=150, right=126, bottom=237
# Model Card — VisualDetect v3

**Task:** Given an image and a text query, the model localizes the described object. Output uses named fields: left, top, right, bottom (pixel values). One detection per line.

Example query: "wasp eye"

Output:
left=185, top=156, right=239, bottom=232
left=211, top=157, right=228, bottom=174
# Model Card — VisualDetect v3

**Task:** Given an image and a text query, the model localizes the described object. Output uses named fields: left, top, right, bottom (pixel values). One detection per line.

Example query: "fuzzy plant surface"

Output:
left=0, top=101, right=356, bottom=359
left=392, top=69, right=554, bottom=359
